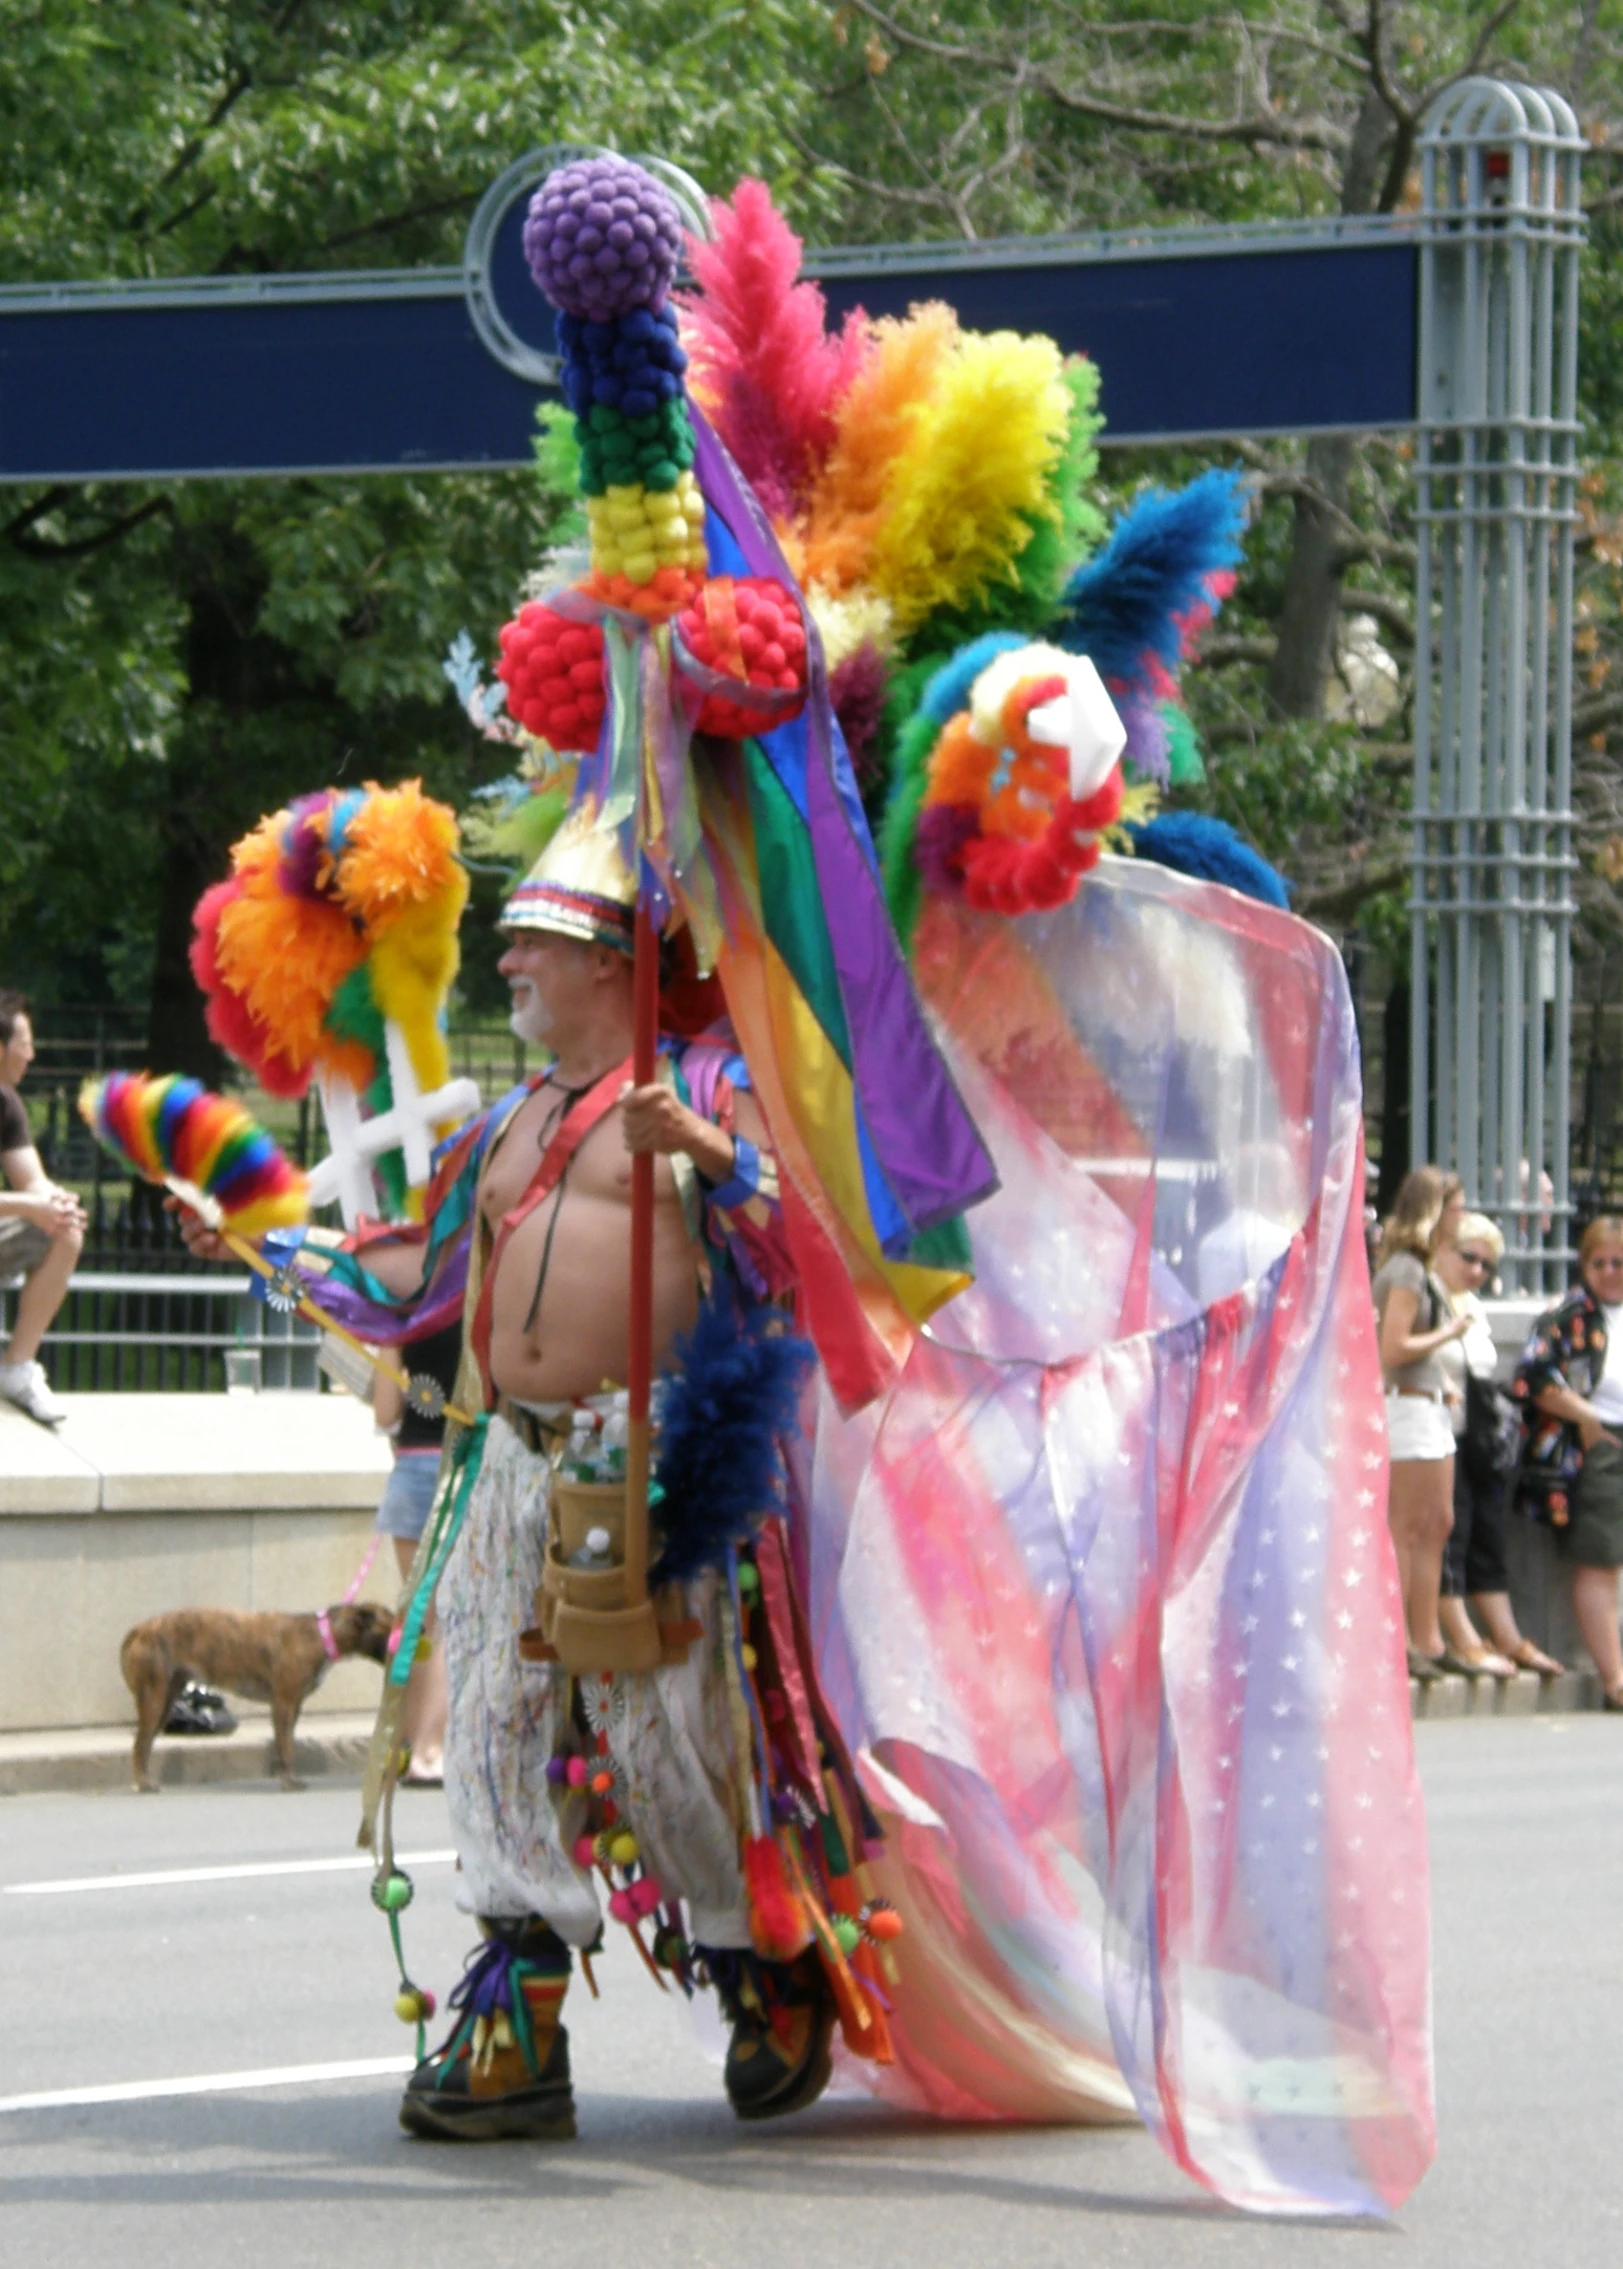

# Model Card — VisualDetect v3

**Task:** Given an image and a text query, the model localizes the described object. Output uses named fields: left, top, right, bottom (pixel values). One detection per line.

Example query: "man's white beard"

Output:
left=508, top=985, right=552, bottom=1045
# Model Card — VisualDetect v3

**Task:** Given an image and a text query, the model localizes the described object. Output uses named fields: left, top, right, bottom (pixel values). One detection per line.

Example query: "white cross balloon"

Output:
left=306, top=1019, right=481, bottom=1228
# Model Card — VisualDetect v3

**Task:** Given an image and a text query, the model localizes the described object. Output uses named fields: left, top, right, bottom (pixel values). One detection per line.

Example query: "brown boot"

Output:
left=400, top=1919, right=576, bottom=2141
left=709, top=1947, right=836, bottom=2122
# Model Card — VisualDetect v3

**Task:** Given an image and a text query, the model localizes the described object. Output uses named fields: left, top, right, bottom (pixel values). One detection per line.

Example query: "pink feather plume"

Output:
left=679, top=179, right=869, bottom=522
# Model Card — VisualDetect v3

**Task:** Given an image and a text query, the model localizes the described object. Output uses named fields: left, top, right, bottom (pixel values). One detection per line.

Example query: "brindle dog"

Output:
left=120, top=1602, right=394, bottom=1791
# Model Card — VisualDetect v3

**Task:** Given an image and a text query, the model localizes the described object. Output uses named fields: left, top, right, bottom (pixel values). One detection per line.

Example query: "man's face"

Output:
left=498, top=929, right=605, bottom=1047
left=0, top=1013, right=34, bottom=1087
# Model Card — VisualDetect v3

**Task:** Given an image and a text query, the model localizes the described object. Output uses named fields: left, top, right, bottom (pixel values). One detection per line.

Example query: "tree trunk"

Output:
left=1266, top=89, right=1398, bottom=723
left=144, top=514, right=309, bottom=1082
left=146, top=816, right=224, bottom=1083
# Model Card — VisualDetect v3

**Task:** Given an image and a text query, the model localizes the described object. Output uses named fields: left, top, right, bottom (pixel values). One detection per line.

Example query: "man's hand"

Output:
left=619, top=1082, right=705, bottom=1156
left=1577, top=1408, right=1621, bottom=1454
left=164, top=1193, right=238, bottom=1266
left=618, top=1082, right=735, bottom=1183
left=17, top=1188, right=86, bottom=1238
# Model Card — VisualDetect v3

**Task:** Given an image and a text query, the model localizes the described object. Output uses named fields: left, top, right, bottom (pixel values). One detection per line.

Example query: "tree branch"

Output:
left=1022, top=64, right=1347, bottom=154
left=1575, top=690, right=1623, bottom=737
left=1295, top=855, right=1409, bottom=920
left=1191, top=634, right=1278, bottom=667
left=785, top=126, right=960, bottom=221
left=10, top=495, right=172, bottom=561
left=1361, top=0, right=1416, bottom=132
left=1338, top=587, right=1415, bottom=645
left=840, top=0, right=1348, bottom=154
left=309, top=189, right=482, bottom=257
left=2, top=485, right=76, bottom=544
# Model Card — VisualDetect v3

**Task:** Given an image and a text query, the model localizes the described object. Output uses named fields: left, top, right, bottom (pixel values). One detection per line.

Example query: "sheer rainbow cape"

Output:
left=800, top=858, right=1432, bottom=2218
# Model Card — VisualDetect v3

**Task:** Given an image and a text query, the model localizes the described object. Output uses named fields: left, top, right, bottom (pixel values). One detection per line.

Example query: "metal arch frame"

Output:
left=461, top=145, right=715, bottom=386
left=1410, top=77, right=1586, bottom=1291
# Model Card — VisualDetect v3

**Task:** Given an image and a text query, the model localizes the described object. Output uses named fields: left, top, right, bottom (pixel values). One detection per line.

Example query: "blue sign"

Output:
left=0, top=151, right=1418, bottom=483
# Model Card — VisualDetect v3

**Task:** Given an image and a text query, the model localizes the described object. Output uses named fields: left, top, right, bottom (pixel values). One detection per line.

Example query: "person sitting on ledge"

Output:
left=0, top=991, right=86, bottom=1427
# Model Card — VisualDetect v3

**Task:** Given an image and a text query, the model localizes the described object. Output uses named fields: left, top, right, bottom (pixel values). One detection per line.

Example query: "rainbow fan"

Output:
left=79, top=1073, right=309, bottom=1236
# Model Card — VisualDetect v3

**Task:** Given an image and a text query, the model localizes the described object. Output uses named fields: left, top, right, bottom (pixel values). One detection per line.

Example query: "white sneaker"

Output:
left=0, top=1358, right=66, bottom=1426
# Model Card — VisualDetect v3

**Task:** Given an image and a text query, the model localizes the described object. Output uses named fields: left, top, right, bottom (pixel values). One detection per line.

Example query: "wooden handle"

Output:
left=221, top=1228, right=476, bottom=1427
left=623, top=896, right=660, bottom=1607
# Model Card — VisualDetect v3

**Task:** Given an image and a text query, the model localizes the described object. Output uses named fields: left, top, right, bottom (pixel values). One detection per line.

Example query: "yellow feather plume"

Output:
left=368, top=896, right=465, bottom=1095
left=803, top=582, right=897, bottom=672
left=866, top=326, right=1073, bottom=635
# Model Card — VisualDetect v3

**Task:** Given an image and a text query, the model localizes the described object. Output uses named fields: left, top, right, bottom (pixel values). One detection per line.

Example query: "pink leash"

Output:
left=316, top=1533, right=382, bottom=1664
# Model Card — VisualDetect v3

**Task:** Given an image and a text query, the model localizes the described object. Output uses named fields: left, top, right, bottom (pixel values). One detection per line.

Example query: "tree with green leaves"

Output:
left=4, top=0, right=1623, bottom=1166
left=0, top=0, right=832, bottom=1069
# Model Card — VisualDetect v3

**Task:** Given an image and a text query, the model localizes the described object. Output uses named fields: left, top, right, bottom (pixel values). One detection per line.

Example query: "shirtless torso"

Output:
left=478, top=1077, right=701, bottom=1406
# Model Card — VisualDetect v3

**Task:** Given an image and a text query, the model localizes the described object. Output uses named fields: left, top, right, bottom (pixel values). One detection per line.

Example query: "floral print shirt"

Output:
left=1511, top=1285, right=1607, bottom=1528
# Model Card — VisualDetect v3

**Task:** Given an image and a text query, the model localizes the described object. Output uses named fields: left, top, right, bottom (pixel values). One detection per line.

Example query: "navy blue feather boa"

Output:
left=649, top=1283, right=816, bottom=1586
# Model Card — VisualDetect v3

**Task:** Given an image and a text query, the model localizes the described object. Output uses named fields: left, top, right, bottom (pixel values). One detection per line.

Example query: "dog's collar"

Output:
left=316, top=1609, right=340, bottom=1665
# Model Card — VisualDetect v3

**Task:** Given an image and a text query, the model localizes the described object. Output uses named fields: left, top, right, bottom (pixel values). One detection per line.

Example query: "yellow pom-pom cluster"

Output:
left=585, top=473, right=707, bottom=586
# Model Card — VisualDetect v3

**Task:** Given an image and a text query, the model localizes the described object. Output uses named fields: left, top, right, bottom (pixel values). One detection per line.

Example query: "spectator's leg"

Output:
left=394, top=1534, right=447, bottom=1781
left=1570, top=1564, right=1623, bottom=1699
left=2, top=1221, right=83, bottom=1369
left=1388, top=1454, right=1453, bottom=1659
left=1437, top=1456, right=1482, bottom=1656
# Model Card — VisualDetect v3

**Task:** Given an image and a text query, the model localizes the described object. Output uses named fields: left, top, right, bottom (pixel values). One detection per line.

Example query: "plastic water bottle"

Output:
left=567, top=1525, right=616, bottom=1572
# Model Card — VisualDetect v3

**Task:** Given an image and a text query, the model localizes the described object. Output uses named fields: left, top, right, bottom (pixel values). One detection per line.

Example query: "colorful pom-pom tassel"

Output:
left=743, top=1833, right=807, bottom=1961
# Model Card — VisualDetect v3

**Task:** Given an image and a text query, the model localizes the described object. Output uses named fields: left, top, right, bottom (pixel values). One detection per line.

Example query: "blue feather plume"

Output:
left=1127, top=811, right=1291, bottom=908
left=650, top=1285, right=816, bottom=1586
left=1055, top=468, right=1246, bottom=694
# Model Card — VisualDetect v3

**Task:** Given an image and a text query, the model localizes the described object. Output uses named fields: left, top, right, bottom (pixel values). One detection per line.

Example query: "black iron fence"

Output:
left=7, top=1008, right=527, bottom=1389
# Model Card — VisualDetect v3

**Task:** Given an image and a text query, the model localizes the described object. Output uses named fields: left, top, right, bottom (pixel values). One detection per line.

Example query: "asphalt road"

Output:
left=1, top=1715, right=1620, bottom=2269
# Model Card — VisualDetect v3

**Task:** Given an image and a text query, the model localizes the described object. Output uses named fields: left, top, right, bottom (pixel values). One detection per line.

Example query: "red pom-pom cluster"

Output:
left=496, top=604, right=607, bottom=752
left=676, top=577, right=808, bottom=741
left=959, top=775, right=1124, bottom=917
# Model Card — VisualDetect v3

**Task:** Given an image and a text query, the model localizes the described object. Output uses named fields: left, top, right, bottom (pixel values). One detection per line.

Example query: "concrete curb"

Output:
left=0, top=1711, right=378, bottom=1798
left=1, top=1673, right=1615, bottom=1800
left=1407, top=1667, right=1611, bottom=1719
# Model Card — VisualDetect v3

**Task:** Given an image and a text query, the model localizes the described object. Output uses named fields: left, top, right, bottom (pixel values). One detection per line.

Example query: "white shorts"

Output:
left=1384, top=1391, right=1454, bottom=1462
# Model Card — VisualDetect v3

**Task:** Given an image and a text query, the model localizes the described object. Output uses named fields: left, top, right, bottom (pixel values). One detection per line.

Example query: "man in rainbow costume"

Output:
left=196, top=155, right=1436, bottom=2217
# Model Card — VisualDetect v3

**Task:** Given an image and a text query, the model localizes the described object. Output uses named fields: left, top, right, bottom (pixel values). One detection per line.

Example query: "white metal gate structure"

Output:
left=1410, top=80, right=1587, bottom=1290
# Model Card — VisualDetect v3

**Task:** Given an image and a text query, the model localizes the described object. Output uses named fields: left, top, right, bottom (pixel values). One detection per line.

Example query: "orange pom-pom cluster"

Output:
left=582, top=564, right=705, bottom=622
left=676, top=576, right=808, bottom=740
left=496, top=604, right=607, bottom=752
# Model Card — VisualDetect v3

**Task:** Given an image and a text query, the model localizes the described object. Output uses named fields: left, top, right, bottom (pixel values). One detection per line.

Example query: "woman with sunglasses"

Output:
left=1513, top=1215, right=1623, bottom=1707
left=1434, top=1214, right=1563, bottom=1679
left=1373, top=1166, right=1472, bottom=1680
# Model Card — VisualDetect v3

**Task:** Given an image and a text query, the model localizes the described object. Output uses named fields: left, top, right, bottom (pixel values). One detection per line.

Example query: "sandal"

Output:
left=1604, top=1686, right=1623, bottom=1713
left=1438, top=1644, right=1517, bottom=1680
left=1508, top=1639, right=1565, bottom=1678
left=1407, top=1644, right=1446, bottom=1683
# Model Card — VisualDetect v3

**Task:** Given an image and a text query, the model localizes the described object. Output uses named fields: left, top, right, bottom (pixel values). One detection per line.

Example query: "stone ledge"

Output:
left=0, top=1392, right=391, bottom=1516
left=0, top=1710, right=380, bottom=1798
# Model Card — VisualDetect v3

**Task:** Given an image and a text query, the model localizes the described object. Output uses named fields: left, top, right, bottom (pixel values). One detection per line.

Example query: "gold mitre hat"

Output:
left=498, top=803, right=636, bottom=955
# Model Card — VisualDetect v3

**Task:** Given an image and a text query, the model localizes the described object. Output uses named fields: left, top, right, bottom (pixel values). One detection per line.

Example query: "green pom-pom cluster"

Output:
left=578, top=400, right=695, bottom=499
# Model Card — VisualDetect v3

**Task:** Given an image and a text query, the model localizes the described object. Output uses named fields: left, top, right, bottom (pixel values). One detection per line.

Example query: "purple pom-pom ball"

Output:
left=524, top=155, right=684, bottom=320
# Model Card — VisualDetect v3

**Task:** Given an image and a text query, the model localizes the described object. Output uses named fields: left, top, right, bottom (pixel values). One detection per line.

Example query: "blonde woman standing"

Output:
left=1373, top=1167, right=1471, bottom=1679
left=1434, top=1213, right=1563, bottom=1678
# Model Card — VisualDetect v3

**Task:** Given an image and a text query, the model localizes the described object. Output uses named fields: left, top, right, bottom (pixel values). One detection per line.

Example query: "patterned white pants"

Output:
left=436, top=1415, right=752, bottom=1950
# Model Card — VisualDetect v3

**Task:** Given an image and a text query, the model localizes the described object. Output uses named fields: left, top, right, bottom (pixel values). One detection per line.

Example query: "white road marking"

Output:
left=0, top=2057, right=416, bottom=2114
left=3, top=1849, right=456, bottom=1896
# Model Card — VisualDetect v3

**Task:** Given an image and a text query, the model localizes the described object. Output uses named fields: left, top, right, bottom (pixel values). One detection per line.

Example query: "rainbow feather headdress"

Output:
left=669, top=184, right=1255, bottom=936
left=451, top=154, right=1002, bottom=1412
left=80, top=1072, right=307, bottom=1235
left=190, top=781, right=479, bottom=1227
